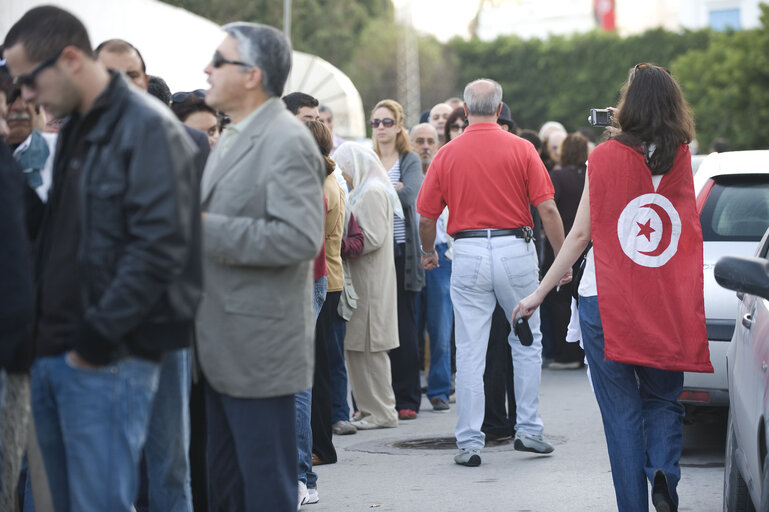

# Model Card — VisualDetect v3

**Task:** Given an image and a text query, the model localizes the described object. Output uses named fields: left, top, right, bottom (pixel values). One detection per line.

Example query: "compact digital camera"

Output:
left=588, top=108, right=613, bottom=127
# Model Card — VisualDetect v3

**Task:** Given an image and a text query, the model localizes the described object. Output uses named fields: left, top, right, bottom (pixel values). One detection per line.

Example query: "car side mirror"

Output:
left=715, top=256, right=769, bottom=301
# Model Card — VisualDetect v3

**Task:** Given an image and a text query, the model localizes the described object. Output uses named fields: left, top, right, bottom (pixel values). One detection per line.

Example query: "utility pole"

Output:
left=284, top=0, right=292, bottom=46
left=395, top=0, right=421, bottom=128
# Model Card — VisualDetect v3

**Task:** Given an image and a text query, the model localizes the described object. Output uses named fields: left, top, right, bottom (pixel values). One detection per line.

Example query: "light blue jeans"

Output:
left=143, top=348, right=192, bottom=512
left=296, top=276, right=327, bottom=488
left=579, top=296, right=684, bottom=511
left=415, top=242, right=453, bottom=402
left=450, top=235, right=544, bottom=450
left=31, top=353, right=160, bottom=512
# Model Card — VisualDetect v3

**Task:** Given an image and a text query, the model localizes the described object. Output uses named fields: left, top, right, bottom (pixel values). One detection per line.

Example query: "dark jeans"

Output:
left=327, top=311, right=350, bottom=424
left=579, top=296, right=684, bottom=511
left=311, top=291, right=339, bottom=464
left=546, top=283, right=585, bottom=363
left=205, top=383, right=296, bottom=512
left=482, top=303, right=516, bottom=437
left=389, top=243, right=422, bottom=412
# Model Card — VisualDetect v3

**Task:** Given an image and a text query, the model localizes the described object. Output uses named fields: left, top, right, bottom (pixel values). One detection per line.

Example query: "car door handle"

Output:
left=742, top=313, right=754, bottom=329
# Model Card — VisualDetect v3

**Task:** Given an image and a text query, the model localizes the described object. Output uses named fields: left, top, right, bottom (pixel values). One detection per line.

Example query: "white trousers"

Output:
left=450, top=235, right=544, bottom=450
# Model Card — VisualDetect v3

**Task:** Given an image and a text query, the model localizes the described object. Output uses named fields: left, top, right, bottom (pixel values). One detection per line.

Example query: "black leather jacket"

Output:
left=61, top=73, right=202, bottom=364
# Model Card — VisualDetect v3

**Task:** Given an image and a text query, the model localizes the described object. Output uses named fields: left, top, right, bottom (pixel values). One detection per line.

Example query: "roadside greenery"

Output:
left=163, top=1, right=769, bottom=150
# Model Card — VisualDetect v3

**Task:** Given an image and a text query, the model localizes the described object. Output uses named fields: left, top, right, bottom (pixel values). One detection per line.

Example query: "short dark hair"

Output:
left=147, top=75, right=172, bottom=106
left=3, top=6, right=93, bottom=63
left=282, top=92, right=319, bottom=115
left=518, top=129, right=542, bottom=151
left=94, top=39, right=147, bottom=73
left=171, top=95, right=217, bottom=123
left=560, top=133, right=589, bottom=169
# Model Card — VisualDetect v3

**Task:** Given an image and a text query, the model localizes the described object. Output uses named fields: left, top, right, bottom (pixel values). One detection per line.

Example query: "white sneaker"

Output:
left=306, top=486, right=319, bottom=504
left=298, top=481, right=309, bottom=509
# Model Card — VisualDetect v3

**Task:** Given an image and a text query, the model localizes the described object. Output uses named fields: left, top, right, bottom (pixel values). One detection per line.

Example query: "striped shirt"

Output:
left=387, top=159, right=407, bottom=243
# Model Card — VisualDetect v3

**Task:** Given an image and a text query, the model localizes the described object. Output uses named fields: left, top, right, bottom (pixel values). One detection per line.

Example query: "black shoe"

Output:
left=651, top=470, right=677, bottom=512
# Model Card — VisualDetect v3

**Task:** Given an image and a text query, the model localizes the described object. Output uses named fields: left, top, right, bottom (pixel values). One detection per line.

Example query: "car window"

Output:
left=700, top=175, right=769, bottom=242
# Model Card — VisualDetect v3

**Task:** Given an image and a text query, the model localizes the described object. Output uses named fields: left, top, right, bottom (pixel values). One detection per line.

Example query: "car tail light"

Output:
left=696, top=179, right=715, bottom=214
left=679, top=390, right=710, bottom=402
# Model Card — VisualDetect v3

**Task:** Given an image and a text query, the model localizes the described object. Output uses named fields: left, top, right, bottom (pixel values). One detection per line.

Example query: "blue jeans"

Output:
left=327, top=313, right=349, bottom=424
left=143, top=349, right=192, bottom=512
left=31, top=353, right=160, bottom=512
left=295, top=277, right=326, bottom=488
left=578, top=296, right=684, bottom=512
left=450, top=235, right=544, bottom=450
left=415, top=243, right=453, bottom=402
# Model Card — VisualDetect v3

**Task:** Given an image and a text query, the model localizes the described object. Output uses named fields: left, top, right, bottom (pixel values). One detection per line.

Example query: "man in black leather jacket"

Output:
left=3, top=6, right=201, bottom=511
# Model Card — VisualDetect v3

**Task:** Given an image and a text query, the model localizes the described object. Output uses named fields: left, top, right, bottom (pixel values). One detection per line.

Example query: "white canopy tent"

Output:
left=1, top=0, right=365, bottom=138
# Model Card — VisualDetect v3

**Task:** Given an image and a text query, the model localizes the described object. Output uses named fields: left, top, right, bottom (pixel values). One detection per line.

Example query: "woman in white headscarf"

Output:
left=334, top=142, right=402, bottom=429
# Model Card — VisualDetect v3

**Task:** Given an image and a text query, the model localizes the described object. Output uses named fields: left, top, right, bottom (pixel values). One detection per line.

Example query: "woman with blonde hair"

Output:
left=370, top=99, right=424, bottom=420
left=334, top=142, right=402, bottom=430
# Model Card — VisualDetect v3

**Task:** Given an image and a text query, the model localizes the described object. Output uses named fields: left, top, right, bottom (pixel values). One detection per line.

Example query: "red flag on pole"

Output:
left=588, top=140, right=712, bottom=373
left=594, top=0, right=616, bottom=31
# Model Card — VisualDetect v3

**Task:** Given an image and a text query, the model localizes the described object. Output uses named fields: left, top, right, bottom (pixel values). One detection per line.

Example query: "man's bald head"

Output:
left=95, top=39, right=148, bottom=90
left=410, top=123, right=438, bottom=167
left=429, top=103, right=453, bottom=143
left=463, top=79, right=502, bottom=117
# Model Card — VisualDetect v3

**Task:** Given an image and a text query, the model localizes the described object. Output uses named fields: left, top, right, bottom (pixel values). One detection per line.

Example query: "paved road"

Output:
left=307, top=367, right=726, bottom=511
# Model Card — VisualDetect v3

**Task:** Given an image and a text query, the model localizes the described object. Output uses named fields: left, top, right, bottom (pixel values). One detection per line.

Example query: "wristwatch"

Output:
left=420, top=246, right=436, bottom=257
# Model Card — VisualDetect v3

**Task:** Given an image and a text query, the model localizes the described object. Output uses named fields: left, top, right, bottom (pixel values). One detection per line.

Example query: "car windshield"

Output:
left=701, top=175, right=769, bottom=242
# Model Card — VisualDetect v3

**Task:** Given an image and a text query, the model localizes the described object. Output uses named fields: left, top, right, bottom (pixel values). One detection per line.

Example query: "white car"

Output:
left=715, top=238, right=769, bottom=510
left=681, top=150, right=769, bottom=407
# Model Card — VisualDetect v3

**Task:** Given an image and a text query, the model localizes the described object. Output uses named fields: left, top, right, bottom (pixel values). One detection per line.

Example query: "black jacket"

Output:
left=43, top=73, right=202, bottom=365
left=0, top=142, right=34, bottom=372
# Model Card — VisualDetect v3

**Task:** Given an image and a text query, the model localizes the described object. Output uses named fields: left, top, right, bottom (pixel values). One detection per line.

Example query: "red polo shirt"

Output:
left=417, top=123, right=553, bottom=236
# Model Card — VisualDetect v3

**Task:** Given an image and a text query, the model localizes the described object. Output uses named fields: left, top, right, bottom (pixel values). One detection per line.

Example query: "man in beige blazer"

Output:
left=196, top=22, right=325, bottom=511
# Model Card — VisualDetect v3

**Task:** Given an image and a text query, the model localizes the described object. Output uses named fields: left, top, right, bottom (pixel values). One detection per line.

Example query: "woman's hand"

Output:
left=512, top=289, right=546, bottom=323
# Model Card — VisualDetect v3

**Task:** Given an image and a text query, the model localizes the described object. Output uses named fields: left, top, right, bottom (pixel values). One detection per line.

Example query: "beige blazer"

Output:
left=195, top=98, right=325, bottom=398
left=345, top=186, right=399, bottom=352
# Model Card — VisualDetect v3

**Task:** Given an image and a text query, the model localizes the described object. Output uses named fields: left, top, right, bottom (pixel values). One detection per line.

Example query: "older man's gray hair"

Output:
left=222, top=22, right=292, bottom=98
left=463, top=79, right=503, bottom=116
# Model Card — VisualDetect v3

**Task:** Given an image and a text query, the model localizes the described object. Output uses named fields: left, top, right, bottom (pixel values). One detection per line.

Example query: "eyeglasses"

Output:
left=13, top=48, right=63, bottom=89
left=634, top=63, right=671, bottom=74
left=449, top=123, right=466, bottom=131
left=211, top=51, right=252, bottom=69
left=171, top=89, right=206, bottom=104
left=371, top=118, right=395, bottom=128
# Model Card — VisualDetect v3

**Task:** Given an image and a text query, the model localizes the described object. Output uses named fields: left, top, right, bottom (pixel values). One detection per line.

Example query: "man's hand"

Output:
left=395, top=181, right=405, bottom=191
left=421, top=252, right=439, bottom=270
left=558, top=268, right=573, bottom=286
left=66, top=350, right=101, bottom=370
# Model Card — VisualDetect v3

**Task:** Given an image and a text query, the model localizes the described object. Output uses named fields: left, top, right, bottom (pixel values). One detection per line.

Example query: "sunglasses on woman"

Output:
left=371, top=118, right=395, bottom=128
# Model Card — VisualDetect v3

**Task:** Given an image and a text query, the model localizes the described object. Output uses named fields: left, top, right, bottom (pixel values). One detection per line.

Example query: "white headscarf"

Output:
left=334, top=142, right=404, bottom=220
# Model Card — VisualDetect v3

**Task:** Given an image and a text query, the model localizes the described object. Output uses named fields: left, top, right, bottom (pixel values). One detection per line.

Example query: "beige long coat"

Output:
left=345, top=186, right=400, bottom=352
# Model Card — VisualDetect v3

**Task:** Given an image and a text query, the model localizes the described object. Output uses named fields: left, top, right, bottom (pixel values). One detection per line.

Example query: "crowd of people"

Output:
left=0, top=5, right=712, bottom=512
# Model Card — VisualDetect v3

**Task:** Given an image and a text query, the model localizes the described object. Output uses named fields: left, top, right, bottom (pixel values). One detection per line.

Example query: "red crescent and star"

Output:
left=637, top=203, right=673, bottom=257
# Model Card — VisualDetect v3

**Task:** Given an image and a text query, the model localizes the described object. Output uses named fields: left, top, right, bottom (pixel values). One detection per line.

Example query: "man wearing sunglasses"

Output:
left=3, top=6, right=201, bottom=512
left=197, top=22, right=325, bottom=512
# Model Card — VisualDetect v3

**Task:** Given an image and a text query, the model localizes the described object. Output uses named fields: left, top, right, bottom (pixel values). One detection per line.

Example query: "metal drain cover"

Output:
left=392, top=436, right=513, bottom=450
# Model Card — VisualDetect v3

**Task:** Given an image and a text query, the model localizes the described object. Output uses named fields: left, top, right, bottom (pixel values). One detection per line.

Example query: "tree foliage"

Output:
left=673, top=4, right=769, bottom=150
left=162, top=0, right=392, bottom=69
left=447, top=28, right=712, bottom=135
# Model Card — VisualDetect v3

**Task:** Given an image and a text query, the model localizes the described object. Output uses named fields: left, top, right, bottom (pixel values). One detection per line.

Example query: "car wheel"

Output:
left=759, top=451, right=769, bottom=511
left=724, top=410, right=756, bottom=511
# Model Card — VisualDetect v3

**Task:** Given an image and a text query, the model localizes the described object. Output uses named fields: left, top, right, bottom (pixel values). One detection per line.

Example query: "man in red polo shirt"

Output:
left=417, top=79, right=566, bottom=467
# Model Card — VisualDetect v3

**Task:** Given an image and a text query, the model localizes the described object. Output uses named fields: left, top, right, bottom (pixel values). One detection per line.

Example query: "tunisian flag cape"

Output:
left=588, top=140, right=712, bottom=372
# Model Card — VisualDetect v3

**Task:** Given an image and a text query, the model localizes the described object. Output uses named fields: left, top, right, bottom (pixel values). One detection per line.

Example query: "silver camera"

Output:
left=588, top=108, right=613, bottom=127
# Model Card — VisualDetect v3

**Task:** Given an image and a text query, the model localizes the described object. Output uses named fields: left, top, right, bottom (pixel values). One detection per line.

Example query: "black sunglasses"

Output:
left=634, top=62, right=671, bottom=75
left=371, top=118, right=395, bottom=128
left=212, top=51, right=251, bottom=69
left=13, top=48, right=63, bottom=89
left=171, top=89, right=206, bottom=104
left=449, top=123, right=466, bottom=131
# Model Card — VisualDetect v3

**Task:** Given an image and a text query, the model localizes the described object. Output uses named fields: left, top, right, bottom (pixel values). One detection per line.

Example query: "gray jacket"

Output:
left=397, top=151, right=425, bottom=292
left=195, top=98, right=325, bottom=398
